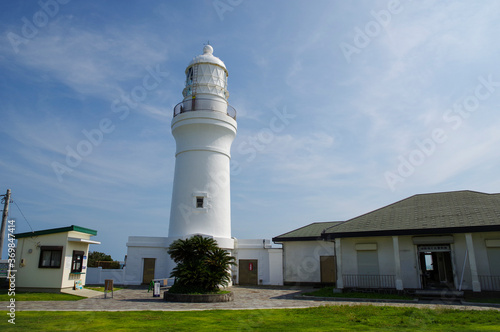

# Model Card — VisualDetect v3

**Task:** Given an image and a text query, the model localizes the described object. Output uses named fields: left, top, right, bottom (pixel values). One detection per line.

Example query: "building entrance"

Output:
left=238, top=259, right=258, bottom=285
left=418, top=245, right=454, bottom=289
left=142, top=258, right=156, bottom=285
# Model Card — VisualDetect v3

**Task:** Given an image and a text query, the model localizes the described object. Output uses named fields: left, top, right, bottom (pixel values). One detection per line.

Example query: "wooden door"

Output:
left=320, top=256, right=336, bottom=284
left=142, top=258, right=156, bottom=285
left=238, top=259, right=258, bottom=285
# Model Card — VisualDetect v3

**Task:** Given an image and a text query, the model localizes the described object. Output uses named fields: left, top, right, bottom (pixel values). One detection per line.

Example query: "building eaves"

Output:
left=15, top=225, right=98, bottom=239
left=273, top=221, right=341, bottom=242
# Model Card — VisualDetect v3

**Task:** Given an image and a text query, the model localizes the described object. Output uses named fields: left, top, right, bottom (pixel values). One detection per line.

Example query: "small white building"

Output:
left=274, top=191, right=500, bottom=293
left=15, top=225, right=100, bottom=291
left=124, top=45, right=282, bottom=286
left=232, top=239, right=283, bottom=286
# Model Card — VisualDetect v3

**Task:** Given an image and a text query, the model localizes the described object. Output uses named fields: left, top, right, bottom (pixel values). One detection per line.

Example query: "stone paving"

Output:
left=5, top=286, right=500, bottom=312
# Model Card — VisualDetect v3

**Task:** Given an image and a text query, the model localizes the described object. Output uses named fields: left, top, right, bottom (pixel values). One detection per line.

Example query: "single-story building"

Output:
left=273, top=222, right=339, bottom=285
left=15, top=225, right=100, bottom=291
left=274, top=191, right=500, bottom=292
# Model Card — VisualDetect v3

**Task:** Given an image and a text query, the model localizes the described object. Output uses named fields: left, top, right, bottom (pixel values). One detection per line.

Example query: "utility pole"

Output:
left=0, top=189, right=11, bottom=259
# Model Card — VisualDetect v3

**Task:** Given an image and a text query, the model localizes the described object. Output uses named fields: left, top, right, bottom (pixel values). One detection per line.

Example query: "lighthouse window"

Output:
left=196, top=197, right=204, bottom=208
left=186, top=67, right=193, bottom=85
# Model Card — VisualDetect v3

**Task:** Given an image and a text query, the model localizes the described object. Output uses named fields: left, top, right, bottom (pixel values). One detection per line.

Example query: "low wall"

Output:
left=86, top=267, right=126, bottom=285
left=164, top=291, right=234, bottom=303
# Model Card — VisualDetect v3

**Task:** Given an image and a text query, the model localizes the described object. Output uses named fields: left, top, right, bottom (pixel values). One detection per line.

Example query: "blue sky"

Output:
left=1, top=0, right=500, bottom=261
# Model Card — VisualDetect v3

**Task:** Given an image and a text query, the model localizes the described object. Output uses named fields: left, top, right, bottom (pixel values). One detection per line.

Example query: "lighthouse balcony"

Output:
left=173, top=98, right=236, bottom=120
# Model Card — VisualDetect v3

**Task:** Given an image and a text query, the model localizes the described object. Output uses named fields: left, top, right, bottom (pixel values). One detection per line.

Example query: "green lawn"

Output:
left=303, top=287, right=414, bottom=300
left=465, top=298, right=500, bottom=304
left=0, top=292, right=84, bottom=301
left=84, top=286, right=123, bottom=292
left=1, top=306, right=499, bottom=331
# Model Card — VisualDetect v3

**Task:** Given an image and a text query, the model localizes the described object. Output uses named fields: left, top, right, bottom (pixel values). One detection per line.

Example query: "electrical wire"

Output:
left=12, top=200, right=34, bottom=233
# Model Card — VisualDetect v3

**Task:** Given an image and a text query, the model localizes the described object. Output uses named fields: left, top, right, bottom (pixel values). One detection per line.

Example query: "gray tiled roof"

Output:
left=273, top=221, right=340, bottom=242
left=323, top=191, right=500, bottom=239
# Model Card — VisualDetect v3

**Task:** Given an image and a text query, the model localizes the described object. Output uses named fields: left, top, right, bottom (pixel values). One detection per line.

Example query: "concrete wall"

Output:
left=340, top=236, right=395, bottom=275
left=281, top=240, right=335, bottom=284
left=87, top=267, right=126, bottom=285
left=398, top=236, right=420, bottom=289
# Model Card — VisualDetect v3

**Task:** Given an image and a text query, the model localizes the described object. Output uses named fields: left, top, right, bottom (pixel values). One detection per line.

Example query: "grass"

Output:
left=303, top=287, right=414, bottom=300
left=1, top=306, right=499, bottom=331
left=0, top=291, right=84, bottom=301
left=84, top=286, right=123, bottom=292
left=465, top=298, right=500, bottom=304
left=167, top=289, right=231, bottom=295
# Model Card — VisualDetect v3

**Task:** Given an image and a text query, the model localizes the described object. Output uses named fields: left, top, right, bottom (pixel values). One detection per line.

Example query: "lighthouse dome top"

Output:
left=187, top=45, right=227, bottom=73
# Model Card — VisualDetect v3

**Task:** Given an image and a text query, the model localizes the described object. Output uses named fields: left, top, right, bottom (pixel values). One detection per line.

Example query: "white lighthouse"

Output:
left=124, top=46, right=282, bottom=286
left=168, top=45, right=237, bottom=250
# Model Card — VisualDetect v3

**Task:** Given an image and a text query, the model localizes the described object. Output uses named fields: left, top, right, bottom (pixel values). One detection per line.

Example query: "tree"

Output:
left=167, top=235, right=236, bottom=294
left=87, top=251, right=113, bottom=268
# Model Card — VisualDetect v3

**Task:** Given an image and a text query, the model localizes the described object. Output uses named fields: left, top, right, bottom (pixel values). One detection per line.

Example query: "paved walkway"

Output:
left=5, top=286, right=500, bottom=312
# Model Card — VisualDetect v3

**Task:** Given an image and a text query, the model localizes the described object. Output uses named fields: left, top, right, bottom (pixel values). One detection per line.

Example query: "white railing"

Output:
left=173, top=98, right=236, bottom=119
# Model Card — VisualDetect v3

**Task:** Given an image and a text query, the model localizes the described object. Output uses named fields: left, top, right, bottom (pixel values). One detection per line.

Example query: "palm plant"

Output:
left=167, top=235, right=236, bottom=294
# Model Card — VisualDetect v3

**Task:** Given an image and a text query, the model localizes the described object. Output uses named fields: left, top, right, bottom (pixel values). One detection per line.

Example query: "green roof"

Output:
left=15, top=225, right=97, bottom=239
left=323, top=191, right=500, bottom=239
left=273, top=221, right=340, bottom=242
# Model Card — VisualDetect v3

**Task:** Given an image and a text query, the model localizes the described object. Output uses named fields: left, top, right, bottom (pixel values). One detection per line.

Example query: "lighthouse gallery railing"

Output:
left=173, top=98, right=236, bottom=120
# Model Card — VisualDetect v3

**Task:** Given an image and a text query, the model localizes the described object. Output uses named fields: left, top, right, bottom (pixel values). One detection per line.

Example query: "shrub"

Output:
left=167, top=235, right=236, bottom=294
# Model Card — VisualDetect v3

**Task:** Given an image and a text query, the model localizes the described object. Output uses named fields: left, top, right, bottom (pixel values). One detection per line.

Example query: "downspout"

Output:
left=459, top=249, right=468, bottom=291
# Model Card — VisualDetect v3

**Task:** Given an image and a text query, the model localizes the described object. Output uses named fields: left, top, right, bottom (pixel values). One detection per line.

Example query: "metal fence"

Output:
left=478, top=275, right=500, bottom=291
left=342, top=274, right=396, bottom=289
left=173, top=98, right=236, bottom=119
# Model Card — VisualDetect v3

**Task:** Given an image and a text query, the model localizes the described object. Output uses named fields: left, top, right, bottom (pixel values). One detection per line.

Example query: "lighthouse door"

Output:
left=238, top=259, right=258, bottom=285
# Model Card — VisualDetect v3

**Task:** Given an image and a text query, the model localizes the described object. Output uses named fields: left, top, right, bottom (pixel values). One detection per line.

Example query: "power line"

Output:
left=12, top=200, right=34, bottom=233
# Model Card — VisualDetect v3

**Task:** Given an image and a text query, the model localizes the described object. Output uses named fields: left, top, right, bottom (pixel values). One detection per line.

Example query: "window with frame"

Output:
left=196, top=197, right=204, bottom=208
left=71, top=250, right=85, bottom=273
left=39, top=246, right=63, bottom=268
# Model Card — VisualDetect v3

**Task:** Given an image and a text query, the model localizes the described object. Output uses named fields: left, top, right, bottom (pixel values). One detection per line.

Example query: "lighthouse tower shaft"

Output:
left=168, top=45, right=237, bottom=249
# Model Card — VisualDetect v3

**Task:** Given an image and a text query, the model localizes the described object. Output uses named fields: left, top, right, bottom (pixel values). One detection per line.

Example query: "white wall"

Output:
left=16, top=232, right=66, bottom=289
left=233, top=239, right=283, bottom=285
left=281, top=240, right=335, bottom=284
left=124, top=236, right=175, bottom=285
left=398, top=236, right=420, bottom=289
left=87, top=267, right=126, bottom=285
